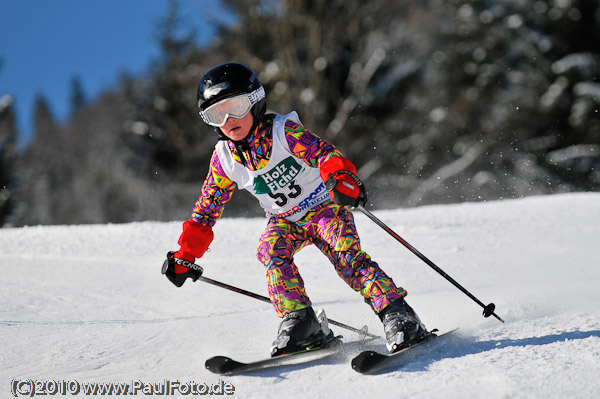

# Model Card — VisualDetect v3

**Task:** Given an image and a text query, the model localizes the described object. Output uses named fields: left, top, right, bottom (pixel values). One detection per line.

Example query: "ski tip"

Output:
left=205, top=356, right=239, bottom=374
left=351, top=350, right=386, bottom=373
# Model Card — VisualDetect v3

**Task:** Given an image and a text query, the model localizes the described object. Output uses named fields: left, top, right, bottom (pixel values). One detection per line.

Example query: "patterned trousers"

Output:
left=256, top=201, right=406, bottom=317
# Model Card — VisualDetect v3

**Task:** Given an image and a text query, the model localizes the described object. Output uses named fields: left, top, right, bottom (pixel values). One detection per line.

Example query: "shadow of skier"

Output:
left=397, top=329, right=600, bottom=373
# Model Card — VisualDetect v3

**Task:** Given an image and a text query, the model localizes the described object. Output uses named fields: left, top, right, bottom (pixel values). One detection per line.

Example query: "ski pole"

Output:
left=356, top=204, right=505, bottom=323
left=170, top=262, right=380, bottom=339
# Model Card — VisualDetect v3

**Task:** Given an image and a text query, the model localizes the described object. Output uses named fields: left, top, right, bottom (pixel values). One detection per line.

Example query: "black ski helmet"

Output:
left=197, top=63, right=267, bottom=128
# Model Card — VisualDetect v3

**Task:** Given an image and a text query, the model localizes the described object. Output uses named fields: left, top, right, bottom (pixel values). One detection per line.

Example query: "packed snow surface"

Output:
left=2, top=193, right=599, bottom=398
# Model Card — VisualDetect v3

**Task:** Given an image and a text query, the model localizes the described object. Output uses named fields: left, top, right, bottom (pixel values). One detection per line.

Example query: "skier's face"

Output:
left=219, top=112, right=254, bottom=141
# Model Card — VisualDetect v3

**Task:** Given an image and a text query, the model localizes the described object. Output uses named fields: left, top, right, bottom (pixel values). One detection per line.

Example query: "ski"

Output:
left=206, top=307, right=375, bottom=375
left=351, top=328, right=459, bottom=374
left=205, top=337, right=345, bottom=375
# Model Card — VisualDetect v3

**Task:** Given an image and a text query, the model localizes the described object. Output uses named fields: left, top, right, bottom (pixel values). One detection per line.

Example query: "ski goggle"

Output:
left=199, top=86, right=265, bottom=127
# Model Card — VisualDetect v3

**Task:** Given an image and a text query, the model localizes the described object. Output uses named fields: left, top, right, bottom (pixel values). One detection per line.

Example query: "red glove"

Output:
left=163, top=221, right=214, bottom=287
left=319, top=157, right=367, bottom=207
left=175, top=220, right=214, bottom=265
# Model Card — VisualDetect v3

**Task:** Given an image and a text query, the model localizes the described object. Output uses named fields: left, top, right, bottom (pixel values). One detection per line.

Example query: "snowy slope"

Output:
left=1, top=193, right=599, bottom=398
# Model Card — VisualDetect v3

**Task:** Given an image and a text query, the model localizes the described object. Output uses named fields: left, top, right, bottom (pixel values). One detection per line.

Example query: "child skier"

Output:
left=162, top=62, right=428, bottom=355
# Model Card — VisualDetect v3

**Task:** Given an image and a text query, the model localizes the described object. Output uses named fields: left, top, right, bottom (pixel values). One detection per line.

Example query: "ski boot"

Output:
left=270, top=307, right=336, bottom=357
left=379, top=297, right=429, bottom=353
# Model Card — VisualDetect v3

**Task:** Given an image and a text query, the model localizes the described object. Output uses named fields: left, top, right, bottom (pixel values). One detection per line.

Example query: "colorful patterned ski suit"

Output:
left=190, top=113, right=406, bottom=317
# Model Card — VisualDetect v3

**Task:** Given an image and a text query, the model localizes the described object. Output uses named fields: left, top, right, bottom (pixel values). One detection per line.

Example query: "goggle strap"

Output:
left=247, top=86, right=265, bottom=105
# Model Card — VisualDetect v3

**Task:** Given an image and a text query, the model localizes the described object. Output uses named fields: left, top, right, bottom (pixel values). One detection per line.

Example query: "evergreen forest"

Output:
left=1, top=0, right=599, bottom=227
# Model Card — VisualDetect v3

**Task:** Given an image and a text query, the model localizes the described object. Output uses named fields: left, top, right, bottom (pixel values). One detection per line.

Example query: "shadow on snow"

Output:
left=397, top=329, right=600, bottom=373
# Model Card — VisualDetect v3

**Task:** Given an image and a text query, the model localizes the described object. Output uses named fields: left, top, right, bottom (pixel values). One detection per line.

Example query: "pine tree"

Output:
left=69, top=75, right=87, bottom=114
left=0, top=93, right=17, bottom=226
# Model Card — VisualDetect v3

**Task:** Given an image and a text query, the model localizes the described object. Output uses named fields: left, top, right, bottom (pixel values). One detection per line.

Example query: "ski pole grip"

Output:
left=161, top=258, right=205, bottom=275
left=175, top=258, right=204, bottom=275
left=161, top=254, right=205, bottom=281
